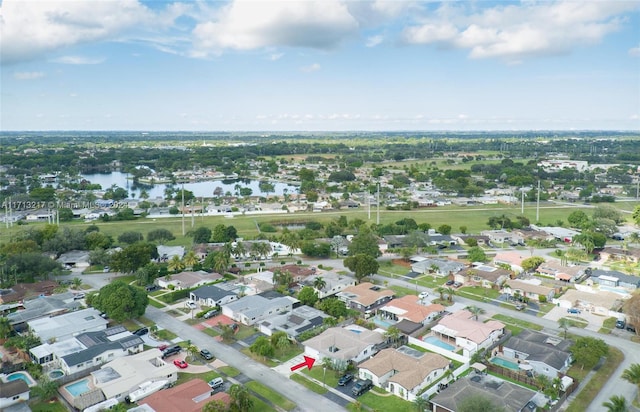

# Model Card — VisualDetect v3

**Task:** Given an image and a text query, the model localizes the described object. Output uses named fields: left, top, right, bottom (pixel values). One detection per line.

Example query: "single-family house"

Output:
left=0, top=380, right=30, bottom=410
left=493, top=251, right=527, bottom=274
left=378, top=296, right=445, bottom=325
left=270, top=265, right=316, bottom=283
left=57, top=250, right=91, bottom=268
left=0, top=280, right=59, bottom=304
left=456, top=264, right=510, bottom=289
left=259, top=305, right=329, bottom=339
left=501, top=330, right=572, bottom=379
left=7, top=291, right=81, bottom=327
left=336, top=282, right=395, bottom=312
left=221, top=295, right=292, bottom=326
left=432, top=310, right=504, bottom=356
left=189, top=285, right=238, bottom=307
left=480, top=230, right=524, bottom=246
left=303, top=272, right=356, bottom=299
left=29, top=325, right=144, bottom=375
left=600, top=246, right=640, bottom=264
left=358, top=348, right=450, bottom=401
left=410, top=258, right=465, bottom=278
left=156, top=245, right=185, bottom=261
left=140, top=379, right=230, bottom=412
left=537, top=261, right=587, bottom=283
left=156, top=270, right=222, bottom=290
left=304, top=326, right=385, bottom=369
left=28, top=308, right=108, bottom=343
left=503, top=279, right=555, bottom=303
left=588, top=269, right=640, bottom=290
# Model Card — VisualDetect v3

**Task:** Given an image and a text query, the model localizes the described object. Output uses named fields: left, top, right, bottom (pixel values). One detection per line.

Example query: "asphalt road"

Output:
left=143, top=306, right=346, bottom=412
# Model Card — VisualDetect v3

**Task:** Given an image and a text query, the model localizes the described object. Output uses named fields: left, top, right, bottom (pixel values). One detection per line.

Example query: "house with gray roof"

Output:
left=7, top=292, right=81, bottom=327
left=502, top=330, right=572, bottom=379
left=221, top=295, right=292, bottom=326
left=304, top=326, right=385, bottom=369
left=28, top=308, right=108, bottom=343
left=258, top=305, right=329, bottom=339
left=29, top=325, right=143, bottom=375
left=411, top=258, right=465, bottom=278
left=0, top=380, right=30, bottom=410
left=302, top=271, right=356, bottom=299
left=589, top=269, right=640, bottom=290
left=189, top=285, right=238, bottom=307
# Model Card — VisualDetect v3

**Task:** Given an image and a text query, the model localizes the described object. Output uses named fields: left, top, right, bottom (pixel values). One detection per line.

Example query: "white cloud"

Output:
left=13, top=71, right=45, bottom=80
left=366, top=35, right=384, bottom=48
left=300, top=63, right=321, bottom=72
left=52, top=55, right=105, bottom=65
left=192, top=0, right=358, bottom=56
left=269, top=53, right=284, bottom=61
left=629, top=45, right=640, bottom=57
left=403, top=1, right=637, bottom=61
left=0, top=0, right=181, bottom=64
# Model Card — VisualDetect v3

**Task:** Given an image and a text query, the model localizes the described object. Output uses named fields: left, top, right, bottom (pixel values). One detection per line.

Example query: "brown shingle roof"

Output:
left=140, top=379, right=229, bottom=412
left=341, top=282, right=394, bottom=307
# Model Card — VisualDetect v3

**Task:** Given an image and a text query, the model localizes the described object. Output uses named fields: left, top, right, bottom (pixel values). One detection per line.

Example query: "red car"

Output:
left=173, top=359, right=188, bottom=369
left=158, top=344, right=168, bottom=351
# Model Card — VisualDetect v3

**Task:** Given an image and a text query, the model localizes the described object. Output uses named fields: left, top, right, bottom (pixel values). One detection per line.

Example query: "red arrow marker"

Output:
left=290, top=356, right=316, bottom=372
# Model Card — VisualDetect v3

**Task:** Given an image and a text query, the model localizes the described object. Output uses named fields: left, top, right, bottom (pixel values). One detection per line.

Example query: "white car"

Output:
left=185, top=301, right=197, bottom=309
left=418, top=292, right=429, bottom=299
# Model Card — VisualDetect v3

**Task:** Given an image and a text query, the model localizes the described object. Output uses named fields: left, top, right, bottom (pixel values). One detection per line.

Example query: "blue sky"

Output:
left=1, top=0, right=639, bottom=131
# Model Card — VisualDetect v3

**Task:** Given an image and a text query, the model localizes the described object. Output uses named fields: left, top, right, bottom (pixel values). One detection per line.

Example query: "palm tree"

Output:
left=414, top=396, right=428, bottom=412
left=446, top=287, right=455, bottom=303
left=229, top=384, right=253, bottom=412
left=233, top=242, right=246, bottom=259
left=558, top=317, right=571, bottom=339
left=183, top=251, right=198, bottom=269
left=535, top=374, right=551, bottom=392
left=313, top=276, right=327, bottom=291
left=384, top=326, right=402, bottom=348
left=628, top=232, right=640, bottom=246
left=187, top=344, right=199, bottom=362
left=33, top=378, right=59, bottom=401
left=602, top=395, right=629, bottom=412
left=436, top=286, right=447, bottom=302
left=0, top=317, right=12, bottom=340
left=72, top=277, right=82, bottom=290
left=168, top=255, right=185, bottom=273
left=213, top=252, right=230, bottom=275
left=621, top=363, right=640, bottom=403
left=466, top=305, right=485, bottom=321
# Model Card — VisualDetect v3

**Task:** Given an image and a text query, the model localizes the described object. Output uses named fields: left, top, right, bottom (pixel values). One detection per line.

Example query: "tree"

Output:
left=467, top=246, right=488, bottom=262
left=187, top=344, right=199, bottom=362
left=414, top=396, right=428, bottom=412
left=521, top=256, right=545, bottom=272
left=88, top=281, right=148, bottom=322
left=621, top=363, right=640, bottom=403
left=344, top=254, right=379, bottom=283
left=313, top=276, right=327, bottom=291
left=437, top=224, right=452, bottom=235
left=384, top=326, right=402, bottom=348
left=593, top=204, right=624, bottom=224
left=458, top=395, right=506, bottom=412
left=568, top=210, right=590, bottom=229
left=603, top=395, right=629, bottom=412
left=213, top=251, right=231, bottom=274
left=570, top=336, right=608, bottom=369
left=72, top=277, right=82, bottom=290
left=347, top=227, right=381, bottom=258
left=57, top=207, right=74, bottom=222
left=85, top=231, right=113, bottom=250
left=32, top=377, right=59, bottom=401
left=623, top=293, right=640, bottom=335
left=317, top=298, right=347, bottom=317
left=435, top=287, right=447, bottom=302
left=633, top=205, right=640, bottom=225
left=0, top=317, right=11, bottom=340
left=466, top=305, right=485, bottom=321
left=192, top=226, right=212, bottom=244
left=298, top=286, right=319, bottom=306
left=147, top=228, right=175, bottom=243
left=183, top=251, right=199, bottom=269
left=203, top=399, right=228, bottom=412
left=218, top=323, right=235, bottom=342
left=558, top=317, right=571, bottom=339
left=247, top=337, right=272, bottom=360
left=229, top=384, right=253, bottom=412
left=117, top=231, right=144, bottom=244
left=109, top=242, right=158, bottom=273
left=168, top=255, right=185, bottom=273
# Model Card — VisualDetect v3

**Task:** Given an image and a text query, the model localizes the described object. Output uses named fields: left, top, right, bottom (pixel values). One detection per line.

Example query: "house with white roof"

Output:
left=28, top=308, right=108, bottom=343
left=304, top=326, right=385, bottom=369
left=221, top=295, right=292, bottom=326
left=378, top=296, right=445, bottom=326
left=156, top=270, right=222, bottom=290
left=431, top=310, right=504, bottom=356
left=302, top=272, right=356, bottom=299
left=358, top=347, right=450, bottom=401
left=259, top=305, right=329, bottom=339
left=410, top=258, right=465, bottom=278
left=503, top=279, right=555, bottom=303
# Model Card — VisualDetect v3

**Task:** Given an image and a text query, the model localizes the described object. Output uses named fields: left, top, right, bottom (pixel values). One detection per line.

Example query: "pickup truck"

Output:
left=352, top=379, right=373, bottom=396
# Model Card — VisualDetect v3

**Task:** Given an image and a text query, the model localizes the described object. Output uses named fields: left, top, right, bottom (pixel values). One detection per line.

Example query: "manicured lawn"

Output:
left=138, top=316, right=155, bottom=327
left=155, top=329, right=178, bottom=341
left=559, top=316, right=588, bottom=329
left=290, top=373, right=328, bottom=394
left=235, top=325, right=259, bottom=341
left=353, top=388, right=414, bottom=411
left=273, top=346, right=304, bottom=363
left=121, top=319, right=141, bottom=331
left=249, top=396, right=272, bottom=412
left=302, top=365, right=340, bottom=387
left=492, top=314, right=543, bottom=331
left=175, top=370, right=221, bottom=386
left=246, top=381, right=296, bottom=411
left=389, top=285, right=418, bottom=297
left=202, top=327, right=220, bottom=337
left=566, top=347, right=624, bottom=412
left=241, top=348, right=278, bottom=367
left=219, top=366, right=241, bottom=377
left=599, top=317, right=617, bottom=334
left=458, top=286, right=500, bottom=301
left=30, top=401, right=68, bottom=412
left=148, top=299, right=166, bottom=308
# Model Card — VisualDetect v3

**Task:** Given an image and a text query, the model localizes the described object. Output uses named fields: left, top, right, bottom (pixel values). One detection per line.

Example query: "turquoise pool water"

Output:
left=66, top=379, right=91, bottom=397
left=49, top=370, right=64, bottom=379
left=491, top=357, right=520, bottom=370
left=423, top=336, right=455, bottom=351
left=6, top=372, right=33, bottom=385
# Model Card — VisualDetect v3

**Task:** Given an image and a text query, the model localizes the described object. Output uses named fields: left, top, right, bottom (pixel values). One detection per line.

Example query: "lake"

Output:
left=80, top=171, right=298, bottom=199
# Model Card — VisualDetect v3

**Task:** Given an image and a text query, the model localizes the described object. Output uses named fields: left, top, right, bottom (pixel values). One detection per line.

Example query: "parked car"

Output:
left=231, top=323, right=239, bottom=331
left=133, top=327, right=149, bottom=336
left=567, top=308, right=581, bottom=314
left=627, top=324, right=636, bottom=333
left=200, top=349, right=214, bottom=360
left=185, top=301, right=197, bottom=309
left=515, top=303, right=525, bottom=311
left=352, top=379, right=373, bottom=396
left=162, top=345, right=182, bottom=358
left=73, top=292, right=86, bottom=300
left=338, top=373, right=354, bottom=386
left=418, top=292, right=429, bottom=299
left=173, top=359, right=188, bottom=369
left=453, top=282, right=462, bottom=288
left=208, top=377, right=224, bottom=389
left=445, top=280, right=454, bottom=286
left=158, top=344, right=169, bottom=351
left=103, top=266, right=110, bottom=272
left=203, top=309, right=220, bottom=319
left=145, top=284, right=160, bottom=292
left=616, top=319, right=626, bottom=329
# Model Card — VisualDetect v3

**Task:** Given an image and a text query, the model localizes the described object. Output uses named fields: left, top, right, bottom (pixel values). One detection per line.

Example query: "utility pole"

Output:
left=376, top=183, right=380, bottom=225
left=181, top=182, right=185, bottom=236
left=521, top=189, right=525, bottom=215
left=367, top=190, right=371, bottom=220
left=536, top=180, right=540, bottom=223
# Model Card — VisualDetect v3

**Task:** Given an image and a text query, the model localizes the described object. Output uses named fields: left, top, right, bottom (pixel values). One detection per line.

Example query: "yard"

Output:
left=290, top=373, right=327, bottom=394
left=349, top=387, right=414, bottom=411
left=302, top=365, right=340, bottom=387
left=175, top=370, right=221, bottom=387
left=246, top=381, right=296, bottom=411
left=566, top=347, right=624, bottom=412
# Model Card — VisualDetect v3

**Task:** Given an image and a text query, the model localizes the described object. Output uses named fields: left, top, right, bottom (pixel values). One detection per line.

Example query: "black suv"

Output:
left=133, top=327, right=149, bottom=336
left=200, top=349, right=214, bottom=360
left=352, top=379, right=372, bottom=396
left=162, top=345, right=182, bottom=358
left=338, top=373, right=353, bottom=386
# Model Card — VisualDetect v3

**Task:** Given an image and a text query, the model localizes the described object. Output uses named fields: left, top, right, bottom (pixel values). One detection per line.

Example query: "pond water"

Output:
left=80, top=172, right=298, bottom=199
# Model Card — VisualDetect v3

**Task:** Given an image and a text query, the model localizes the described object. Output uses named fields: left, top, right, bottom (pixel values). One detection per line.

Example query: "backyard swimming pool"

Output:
left=6, top=372, right=36, bottom=386
left=423, top=336, right=455, bottom=351
left=491, top=357, right=520, bottom=371
left=65, top=379, right=91, bottom=397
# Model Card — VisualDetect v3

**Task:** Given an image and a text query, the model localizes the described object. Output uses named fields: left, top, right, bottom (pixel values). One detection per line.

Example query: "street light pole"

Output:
left=323, top=367, right=326, bottom=388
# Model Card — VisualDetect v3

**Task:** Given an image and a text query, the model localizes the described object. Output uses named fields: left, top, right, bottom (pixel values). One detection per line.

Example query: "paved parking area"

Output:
left=542, top=305, right=605, bottom=332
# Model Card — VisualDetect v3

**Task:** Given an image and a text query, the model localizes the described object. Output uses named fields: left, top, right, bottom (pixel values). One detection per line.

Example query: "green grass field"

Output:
left=246, top=381, right=296, bottom=411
